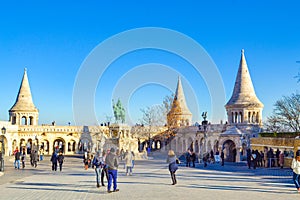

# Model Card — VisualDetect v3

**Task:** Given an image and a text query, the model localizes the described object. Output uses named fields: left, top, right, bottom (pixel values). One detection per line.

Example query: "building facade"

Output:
left=0, top=49, right=263, bottom=162
left=152, top=50, right=264, bottom=162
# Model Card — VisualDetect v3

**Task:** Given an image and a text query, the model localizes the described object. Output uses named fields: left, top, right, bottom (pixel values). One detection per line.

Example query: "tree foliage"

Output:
left=266, top=93, right=300, bottom=132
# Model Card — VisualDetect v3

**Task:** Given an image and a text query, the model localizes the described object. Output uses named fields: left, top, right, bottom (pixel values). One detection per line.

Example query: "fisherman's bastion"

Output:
left=0, top=49, right=265, bottom=162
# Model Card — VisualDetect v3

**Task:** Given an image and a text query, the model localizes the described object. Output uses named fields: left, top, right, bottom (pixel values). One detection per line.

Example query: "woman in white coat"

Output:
left=124, top=150, right=133, bottom=176
left=291, top=150, right=300, bottom=193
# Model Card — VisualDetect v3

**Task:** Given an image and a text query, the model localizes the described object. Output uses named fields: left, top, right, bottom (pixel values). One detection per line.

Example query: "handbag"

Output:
left=176, top=158, right=180, bottom=164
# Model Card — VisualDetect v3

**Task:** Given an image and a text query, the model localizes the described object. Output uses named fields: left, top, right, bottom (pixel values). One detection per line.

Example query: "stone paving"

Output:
left=0, top=155, right=298, bottom=200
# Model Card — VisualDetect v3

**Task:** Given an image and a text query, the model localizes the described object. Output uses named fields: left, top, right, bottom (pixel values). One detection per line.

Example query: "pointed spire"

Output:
left=167, top=76, right=192, bottom=127
left=226, top=49, right=263, bottom=107
left=10, top=69, right=38, bottom=112
left=174, top=76, right=192, bottom=115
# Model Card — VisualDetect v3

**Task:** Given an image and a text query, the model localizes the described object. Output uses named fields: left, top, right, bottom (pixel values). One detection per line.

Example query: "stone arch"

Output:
left=12, top=139, right=17, bottom=151
left=21, top=116, right=27, bottom=125
left=53, top=138, right=66, bottom=153
left=239, top=112, right=243, bottom=123
left=67, top=139, right=76, bottom=152
left=234, top=112, right=238, bottom=123
left=29, top=116, right=34, bottom=125
left=213, top=140, right=219, bottom=153
left=187, top=137, right=193, bottom=152
left=170, top=138, right=176, bottom=151
left=40, top=139, right=50, bottom=155
left=207, top=140, right=212, bottom=152
left=19, top=138, right=26, bottom=151
left=79, top=137, right=92, bottom=152
left=252, top=112, right=256, bottom=123
left=177, top=137, right=183, bottom=153
left=222, top=139, right=237, bottom=162
left=248, top=112, right=251, bottom=123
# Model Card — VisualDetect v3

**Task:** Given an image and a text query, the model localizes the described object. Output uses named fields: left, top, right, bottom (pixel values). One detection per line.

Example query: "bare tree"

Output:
left=266, top=93, right=300, bottom=132
left=163, top=94, right=174, bottom=115
left=140, top=105, right=166, bottom=127
left=264, top=115, right=287, bottom=132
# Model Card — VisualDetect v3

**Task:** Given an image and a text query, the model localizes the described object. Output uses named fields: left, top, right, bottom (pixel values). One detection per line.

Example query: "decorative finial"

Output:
left=24, top=68, right=27, bottom=72
left=241, top=49, right=244, bottom=54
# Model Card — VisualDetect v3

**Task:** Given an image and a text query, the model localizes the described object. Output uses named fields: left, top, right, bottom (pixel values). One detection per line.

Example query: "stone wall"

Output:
left=250, top=137, right=300, bottom=167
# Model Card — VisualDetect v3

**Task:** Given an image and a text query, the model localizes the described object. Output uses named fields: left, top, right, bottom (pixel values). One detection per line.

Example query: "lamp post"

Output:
left=0, top=126, right=6, bottom=171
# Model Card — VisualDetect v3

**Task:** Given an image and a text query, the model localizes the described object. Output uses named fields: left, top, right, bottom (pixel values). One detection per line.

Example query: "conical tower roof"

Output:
left=226, top=50, right=263, bottom=108
left=173, top=76, right=192, bottom=115
left=10, top=69, right=38, bottom=112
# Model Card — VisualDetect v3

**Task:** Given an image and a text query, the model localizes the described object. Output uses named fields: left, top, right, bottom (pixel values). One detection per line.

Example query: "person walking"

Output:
left=92, top=151, right=103, bottom=188
left=220, top=150, right=225, bottom=166
left=105, top=147, right=119, bottom=193
left=39, top=148, right=44, bottom=161
left=251, top=150, right=257, bottom=169
left=21, top=148, right=26, bottom=169
left=166, top=150, right=178, bottom=185
left=83, top=151, right=89, bottom=170
left=101, top=150, right=109, bottom=187
left=279, top=151, right=284, bottom=169
left=246, top=148, right=252, bottom=169
left=190, top=151, right=196, bottom=167
left=124, top=150, right=133, bottom=176
left=291, top=150, right=300, bottom=193
left=14, top=147, right=21, bottom=169
left=57, top=151, right=64, bottom=172
left=50, top=151, right=58, bottom=171
left=185, top=149, right=191, bottom=167
left=32, top=150, right=38, bottom=168
left=131, top=151, right=135, bottom=168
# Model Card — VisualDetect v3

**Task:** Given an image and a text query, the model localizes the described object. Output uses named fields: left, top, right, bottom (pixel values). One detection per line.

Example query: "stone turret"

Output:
left=167, top=77, right=192, bottom=127
left=9, top=69, right=39, bottom=125
left=225, top=50, right=263, bottom=126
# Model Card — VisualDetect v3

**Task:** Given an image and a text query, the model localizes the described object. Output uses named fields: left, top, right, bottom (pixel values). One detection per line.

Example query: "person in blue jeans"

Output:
left=105, top=147, right=119, bottom=193
left=92, top=151, right=103, bottom=188
left=291, top=150, right=300, bottom=193
left=14, top=147, right=21, bottom=169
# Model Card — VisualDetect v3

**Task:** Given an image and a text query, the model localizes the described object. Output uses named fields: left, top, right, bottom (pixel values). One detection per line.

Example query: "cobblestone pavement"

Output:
left=0, top=155, right=298, bottom=200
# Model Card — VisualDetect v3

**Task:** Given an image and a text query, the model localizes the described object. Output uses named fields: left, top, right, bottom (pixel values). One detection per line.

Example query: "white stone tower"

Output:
left=167, top=77, right=192, bottom=127
left=9, top=69, right=39, bottom=125
left=225, top=50, right=263, bottom=126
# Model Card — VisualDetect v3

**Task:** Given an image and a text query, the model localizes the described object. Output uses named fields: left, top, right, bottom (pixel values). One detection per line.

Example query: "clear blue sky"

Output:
left=0, top=1, right=299, bottom=126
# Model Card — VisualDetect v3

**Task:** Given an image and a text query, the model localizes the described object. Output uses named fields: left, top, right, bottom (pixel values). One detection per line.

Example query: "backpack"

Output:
left=58, top=155, right=64, bottom=163
left=93, top=157, right=102, bottom=167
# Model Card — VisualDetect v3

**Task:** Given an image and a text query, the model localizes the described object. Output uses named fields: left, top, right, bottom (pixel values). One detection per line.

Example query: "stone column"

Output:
left=48, top=140, right=54, bottom=154
left=236, top=146, right=241, bottom=162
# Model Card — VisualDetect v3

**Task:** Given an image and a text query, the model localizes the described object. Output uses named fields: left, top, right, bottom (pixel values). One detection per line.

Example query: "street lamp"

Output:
left=0, top=126, right=6, bottom=171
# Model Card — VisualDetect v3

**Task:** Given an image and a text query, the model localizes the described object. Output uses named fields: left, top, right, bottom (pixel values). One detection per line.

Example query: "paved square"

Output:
left=0, top=156, right=297, bottom=200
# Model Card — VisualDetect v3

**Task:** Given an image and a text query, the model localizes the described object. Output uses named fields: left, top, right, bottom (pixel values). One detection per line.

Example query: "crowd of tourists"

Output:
left=11, top=145, right=300, bottom=194
left=13, top=146, right=41, bottom=169
left=246, top=147, right=285, bottom=169
left=83, top=147, right=135, bottom=193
